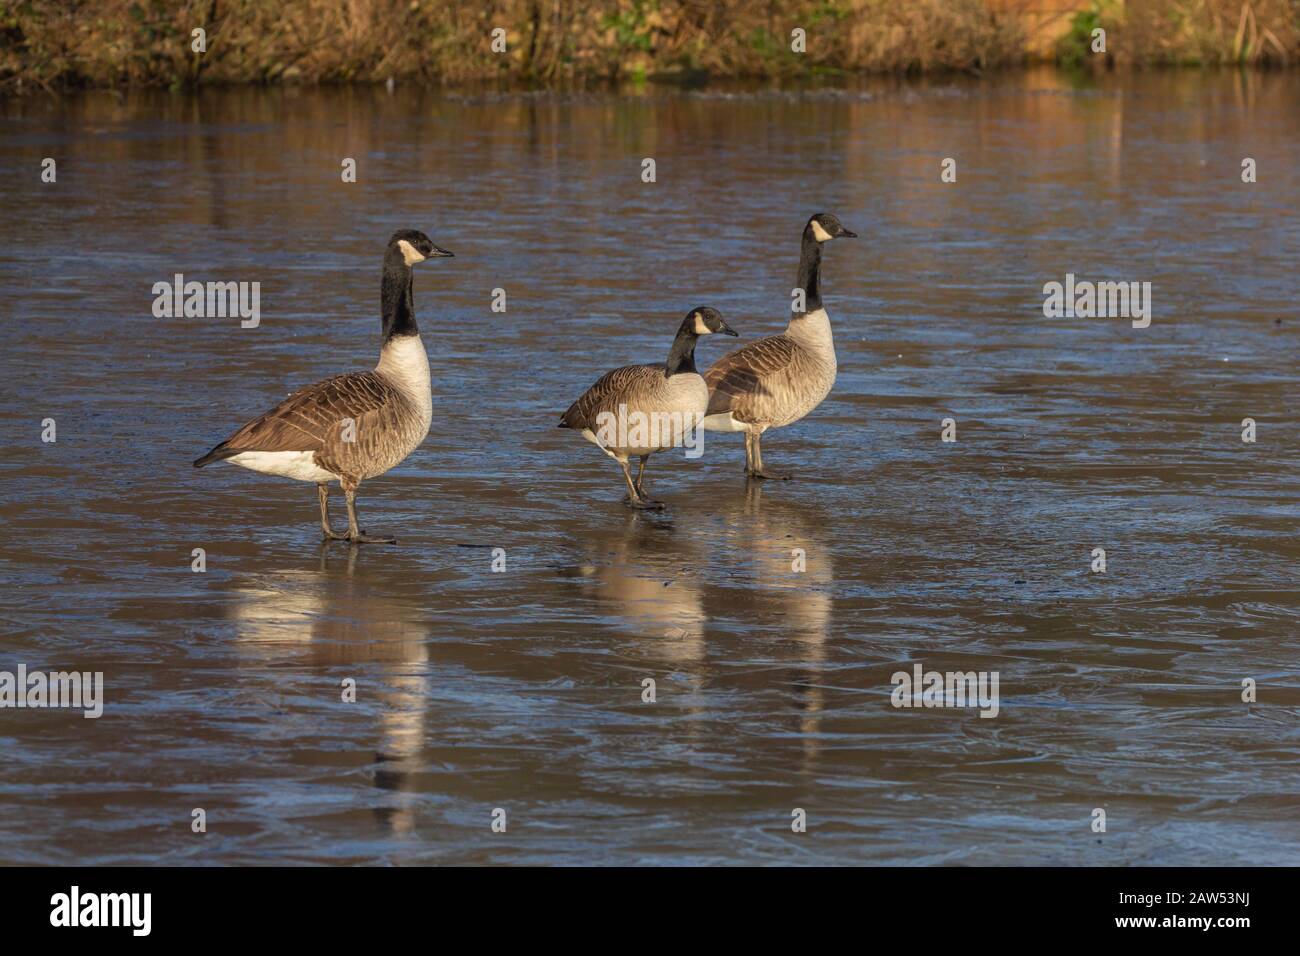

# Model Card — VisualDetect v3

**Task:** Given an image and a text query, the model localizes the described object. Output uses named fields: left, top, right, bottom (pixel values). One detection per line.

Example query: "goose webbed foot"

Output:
left=623, top=496, right=666, bottom=512
left=746, top=468, right=791, bottom=481
left=619, top=459, right=664, bottom=511
left=348, top=531, right=397, bottom=545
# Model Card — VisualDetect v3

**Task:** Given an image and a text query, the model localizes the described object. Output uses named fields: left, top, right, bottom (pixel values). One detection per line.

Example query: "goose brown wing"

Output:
left=195, top=372, right=399, bottom=464
left=704, top=335, right=798, bottom=418
left=558, top=365, right=662, bottom=431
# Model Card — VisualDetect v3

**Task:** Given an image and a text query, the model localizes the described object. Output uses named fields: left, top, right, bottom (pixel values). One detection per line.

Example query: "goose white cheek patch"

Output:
left=398, top=239, right=426, bottom=265
left=810, top=220, right=834, bottom=242
left=693, top=313, right=711, bottom=334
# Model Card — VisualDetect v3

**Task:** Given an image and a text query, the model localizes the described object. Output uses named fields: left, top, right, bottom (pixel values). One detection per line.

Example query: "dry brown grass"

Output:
left=1113, top=0, right=1300, bottom=66
left=0, top=0, right=1024, bottom=89
left=0, top=0, right=1295, bottom=92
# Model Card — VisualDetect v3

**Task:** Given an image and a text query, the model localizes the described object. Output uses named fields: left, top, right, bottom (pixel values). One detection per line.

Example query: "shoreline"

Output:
left=5, top=60, right=1297, bottom=103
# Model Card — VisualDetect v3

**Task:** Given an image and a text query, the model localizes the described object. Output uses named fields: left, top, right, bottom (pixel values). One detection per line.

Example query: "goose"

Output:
left=193, top=229, right=453, bottom=543
left=701, top=212, right=856, bottom=479
left=558, top=306, right=738, bottom=509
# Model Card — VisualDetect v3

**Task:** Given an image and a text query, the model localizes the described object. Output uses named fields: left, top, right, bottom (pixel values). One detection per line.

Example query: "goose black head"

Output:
left=388, top=229, right=454, bottom=266
left=687, top=306, right=738, bottom=337
left=667, top=306, right=737, bottom=376
left=806, top=213, right=857, bottom=243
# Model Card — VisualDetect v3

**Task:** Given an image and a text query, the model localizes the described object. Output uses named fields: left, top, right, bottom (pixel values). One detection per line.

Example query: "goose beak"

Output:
left=429, top=245, right=455, bottom=258
left=838, top=228, right=858, bottom=239
left=720, top=321, right=739, bottom=336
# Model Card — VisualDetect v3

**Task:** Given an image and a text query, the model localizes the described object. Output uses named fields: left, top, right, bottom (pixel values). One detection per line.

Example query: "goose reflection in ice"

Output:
left=226, top=543, right=432, bottom=837
left=561, top=481, right=835, bottom=764
left=566, top=513, right=708, bottom=667
left=715, top=480, right=834, bottom=763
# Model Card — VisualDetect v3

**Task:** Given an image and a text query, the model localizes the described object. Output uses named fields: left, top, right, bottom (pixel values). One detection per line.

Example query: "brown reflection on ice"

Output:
left=722, top=480, right=833, bottom=764
left=226, top=544, right=430, bottom=837
left=570, top=513, right=708, bottom=666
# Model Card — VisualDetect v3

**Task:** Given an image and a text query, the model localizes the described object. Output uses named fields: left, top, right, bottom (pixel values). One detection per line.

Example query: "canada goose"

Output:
left=702, top=212, right=856, bottom=479
left=193, top=229, right=453, bottom=543
left=558, top=306, right=738, bottom=510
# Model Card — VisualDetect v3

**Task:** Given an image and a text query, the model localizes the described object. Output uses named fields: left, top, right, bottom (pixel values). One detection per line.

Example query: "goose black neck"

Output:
left=381, top=254, right=417, bottom=342
left=795, top=233, right=824, bottom=316
left=665, top=320, right=700, bottom=376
